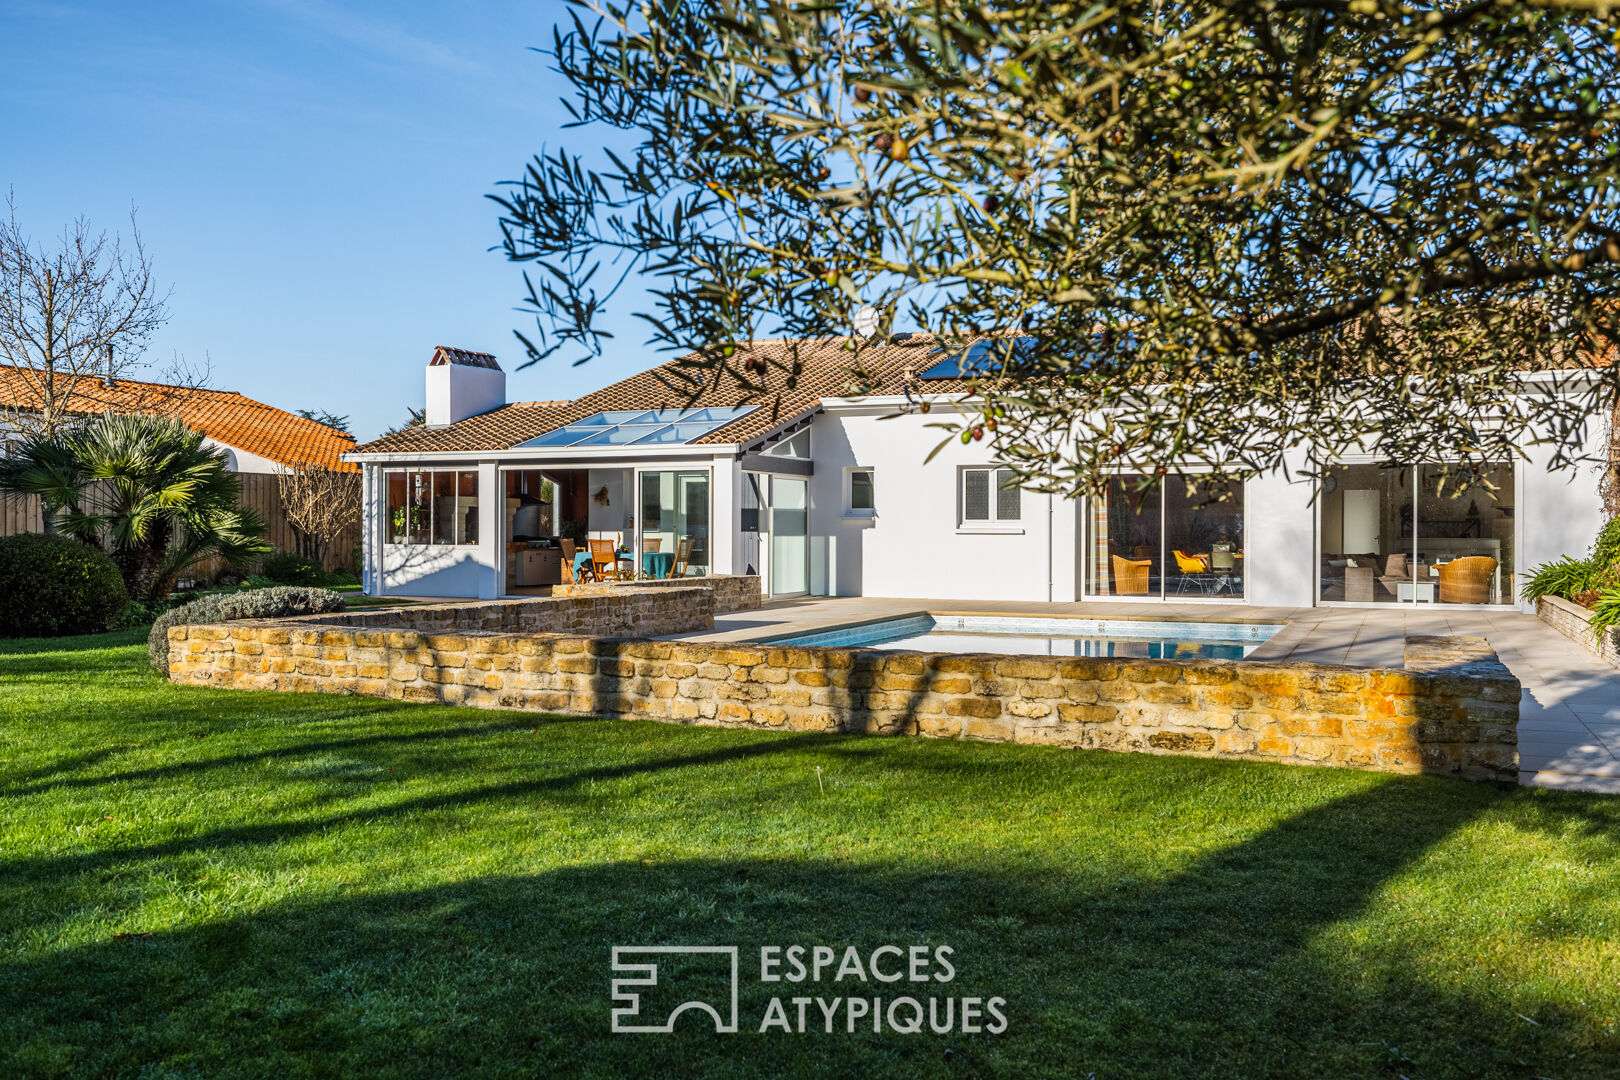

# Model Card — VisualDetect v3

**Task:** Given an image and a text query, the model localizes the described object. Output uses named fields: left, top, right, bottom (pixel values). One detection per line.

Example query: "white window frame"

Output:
left=383, top=467, right=480, bottom=547
left=844, top=466, right=876, bottom=519
left=958, top=465, right=1023, bottom=533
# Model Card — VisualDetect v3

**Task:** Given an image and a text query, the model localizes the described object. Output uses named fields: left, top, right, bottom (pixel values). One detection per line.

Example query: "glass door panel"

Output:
left=638, top=470, right=710, bottom=578
left=1165, top=476, right=1245, bottom=598
left=769, top=477, right=808, bottom=596
left=1086, top=474, right=1161, bottom=597
left=1318, top=465, right=1411, bottom=603
left=1415, top=464, right=1513, bottom=605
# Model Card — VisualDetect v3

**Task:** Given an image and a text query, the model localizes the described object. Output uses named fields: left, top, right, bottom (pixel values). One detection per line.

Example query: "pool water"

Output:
left=766, top=614, right=1282, bottom=660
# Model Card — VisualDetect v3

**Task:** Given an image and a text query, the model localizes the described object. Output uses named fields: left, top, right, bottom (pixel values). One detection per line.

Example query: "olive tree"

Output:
left=493, top=0, right=1620, bottom=496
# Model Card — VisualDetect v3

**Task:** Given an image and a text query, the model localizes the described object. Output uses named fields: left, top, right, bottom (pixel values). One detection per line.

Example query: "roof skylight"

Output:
left=516, top=406, right=757, bottom=449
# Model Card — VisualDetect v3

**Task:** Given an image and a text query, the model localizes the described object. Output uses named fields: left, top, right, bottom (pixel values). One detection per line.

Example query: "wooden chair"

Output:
left=1437, top=556, right=1497, bottom=604
left=1111, top=553, right=1152, bottom=596
left=672, top=537, right=694, bottom=578
left=559, top=538, right=577, bottom=584
left=588, top=538, right=622, bottom=581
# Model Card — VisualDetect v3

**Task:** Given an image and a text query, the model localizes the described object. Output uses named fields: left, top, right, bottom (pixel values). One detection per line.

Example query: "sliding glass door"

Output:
left=1084, top=475, right=1245, bottom=599
left=768, top=476, right=808, bottom=597
left=1319, top=463, right=1514, bottom=605
left=637, top=470, right=710, bottom=577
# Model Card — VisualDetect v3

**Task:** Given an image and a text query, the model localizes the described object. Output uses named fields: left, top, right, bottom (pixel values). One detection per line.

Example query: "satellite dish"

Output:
left=852, top=305, right=881, bottom=339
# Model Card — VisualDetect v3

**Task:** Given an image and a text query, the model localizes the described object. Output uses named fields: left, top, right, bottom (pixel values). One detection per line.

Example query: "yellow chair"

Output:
left=1172, top=549, right=1212, bottom=594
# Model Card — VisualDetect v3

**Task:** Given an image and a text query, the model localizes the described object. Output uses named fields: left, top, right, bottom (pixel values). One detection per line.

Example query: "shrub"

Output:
left=1593, top=518, right=1620, bottom=573
left=1588, top=587, right=1620, bottom=645
left=260, top=551, right=325, bottom=586
left=258, top=552, right=359, bottom=588
left=1521, top=556, right=1602, bottom=605
left=0, top=533, right=129, bottom=638
left=148, top=585, right=346, bottom=672
left=109, top=598, right=173, bottom=630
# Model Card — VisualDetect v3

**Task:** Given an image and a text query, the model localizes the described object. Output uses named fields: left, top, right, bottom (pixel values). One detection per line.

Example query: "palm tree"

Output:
left=0, top=412, right=269, bottom=600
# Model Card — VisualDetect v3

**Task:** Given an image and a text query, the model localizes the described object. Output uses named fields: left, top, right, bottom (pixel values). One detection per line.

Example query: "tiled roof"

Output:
left=348, top=322, right=1620, bottom=459
left=0, top=364, right=358, bottom=471
left=350, top=334, right=979, bottom=456
left=431, top=346, right=501, bottom=370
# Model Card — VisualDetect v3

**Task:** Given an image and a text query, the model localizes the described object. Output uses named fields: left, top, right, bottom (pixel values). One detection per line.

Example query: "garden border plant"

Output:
left=148, top=586, right=346, bottom=671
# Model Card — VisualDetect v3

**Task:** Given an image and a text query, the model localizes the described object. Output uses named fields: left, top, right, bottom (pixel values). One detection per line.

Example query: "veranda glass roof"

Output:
left=515, top=406, right=757, bottom=448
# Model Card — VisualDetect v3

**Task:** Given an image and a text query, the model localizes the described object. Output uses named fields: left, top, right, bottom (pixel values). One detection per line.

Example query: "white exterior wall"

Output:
left=1243, top=445, right=1320, bottom=608
left=1516, top=413, right=1608, bottom=610
left=811, top=408, right=1069, bottom=602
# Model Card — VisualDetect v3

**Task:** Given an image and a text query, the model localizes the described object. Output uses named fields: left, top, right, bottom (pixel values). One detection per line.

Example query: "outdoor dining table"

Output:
left=642, top=551, right=676, bottom=579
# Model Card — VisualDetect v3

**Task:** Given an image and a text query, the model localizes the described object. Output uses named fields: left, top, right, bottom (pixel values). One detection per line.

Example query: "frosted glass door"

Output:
left=769, top=477, right=808, bottom=596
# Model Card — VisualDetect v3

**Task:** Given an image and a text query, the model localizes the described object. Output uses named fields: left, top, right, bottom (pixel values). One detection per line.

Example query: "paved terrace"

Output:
left=667, top=597, right=1620, bottom=794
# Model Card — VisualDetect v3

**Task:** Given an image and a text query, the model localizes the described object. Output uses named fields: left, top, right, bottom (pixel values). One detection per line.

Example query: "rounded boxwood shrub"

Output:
left=0, top=532, right=129, bottom=638
left=148, top=585, right=346, bottom=672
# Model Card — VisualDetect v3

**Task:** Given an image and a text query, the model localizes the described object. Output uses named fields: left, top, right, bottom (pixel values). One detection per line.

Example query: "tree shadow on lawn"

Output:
left=3, top=780, right=1613, bottom=1080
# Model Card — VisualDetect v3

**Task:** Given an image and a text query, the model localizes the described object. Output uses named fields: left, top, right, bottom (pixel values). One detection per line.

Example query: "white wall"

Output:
left=587, top=469, right=633, bottom=541
left=1244, top=447, right=1320, bottom=607
left=812, top=409, right=1067, bottom=601
left=425, top=363, right=506, bottom=426
left=1518, top=415, right=1608, bottom=610
left=380, top=544, right=489, bottom=596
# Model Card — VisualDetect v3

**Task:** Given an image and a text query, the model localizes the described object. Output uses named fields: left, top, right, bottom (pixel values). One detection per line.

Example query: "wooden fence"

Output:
left=0, top=471, right=360, bottom=576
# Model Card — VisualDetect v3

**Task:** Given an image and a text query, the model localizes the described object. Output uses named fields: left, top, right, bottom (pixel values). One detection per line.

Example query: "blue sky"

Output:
left=2, top=0, right=656, bottom=441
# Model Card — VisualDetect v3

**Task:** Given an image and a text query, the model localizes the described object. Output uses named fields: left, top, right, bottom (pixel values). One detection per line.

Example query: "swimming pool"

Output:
left=764, top=614, right=1282, bottom=660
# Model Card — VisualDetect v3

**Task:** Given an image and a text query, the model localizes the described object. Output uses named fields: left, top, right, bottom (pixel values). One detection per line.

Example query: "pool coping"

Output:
left=750, top=611, right=1287, bottom=652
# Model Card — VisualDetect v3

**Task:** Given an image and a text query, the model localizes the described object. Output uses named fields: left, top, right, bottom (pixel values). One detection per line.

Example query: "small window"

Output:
left=765, top=428, right=811, bottom=458
left=385, top=468, right=479, bottom=546
left=961, top=467, right=1021, bottom=526
left=847, top=468, right=875, bottom=517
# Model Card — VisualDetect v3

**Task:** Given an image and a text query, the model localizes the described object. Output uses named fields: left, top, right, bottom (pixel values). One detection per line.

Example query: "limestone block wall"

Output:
left=169, top=617, right=1519, bottom=781
left=554, top=574, right=762, bottom=614
left=1537, top=595, right=1620, bottom=670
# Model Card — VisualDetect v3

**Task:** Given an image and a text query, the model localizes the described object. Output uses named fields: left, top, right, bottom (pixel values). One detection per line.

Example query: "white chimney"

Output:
left=424, top=346, right=506, bottom=426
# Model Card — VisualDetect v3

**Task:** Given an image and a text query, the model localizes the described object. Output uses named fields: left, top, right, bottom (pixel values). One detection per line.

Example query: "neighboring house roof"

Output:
left=0, top=364, right=357, bottom=472
left=351, top=333, right=977, bottom=456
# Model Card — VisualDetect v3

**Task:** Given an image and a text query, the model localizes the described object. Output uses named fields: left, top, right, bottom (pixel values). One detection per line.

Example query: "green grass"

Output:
left=1, top=632, right=1617, bottom=1079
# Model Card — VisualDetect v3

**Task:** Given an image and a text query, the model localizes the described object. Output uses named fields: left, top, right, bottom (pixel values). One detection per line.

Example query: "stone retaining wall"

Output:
left=554, top=574, right=762, bottom=614
left=1536, top=595, right=1620, bottom=670
left=168, top=610, right=1519, bottom=781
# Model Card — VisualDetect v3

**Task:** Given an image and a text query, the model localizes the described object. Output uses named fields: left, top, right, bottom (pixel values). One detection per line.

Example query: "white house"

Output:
left=344, top=340, right=1610, bottom=611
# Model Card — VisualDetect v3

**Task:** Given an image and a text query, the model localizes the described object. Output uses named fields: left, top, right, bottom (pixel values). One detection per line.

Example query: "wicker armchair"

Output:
left=1111, top=554, right=1153, bottom=596
left=1437, top=556, right=1497, bottom=604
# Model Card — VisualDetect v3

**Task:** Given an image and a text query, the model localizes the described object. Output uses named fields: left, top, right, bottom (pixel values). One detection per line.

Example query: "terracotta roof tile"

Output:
left=0, top=364, right=358, bottom=471
left=430, top=345, right=501, bottom=370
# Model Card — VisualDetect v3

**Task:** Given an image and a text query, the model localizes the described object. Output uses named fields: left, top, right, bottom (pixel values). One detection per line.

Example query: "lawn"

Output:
left=1, top=631, right=1617, bottom=1079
